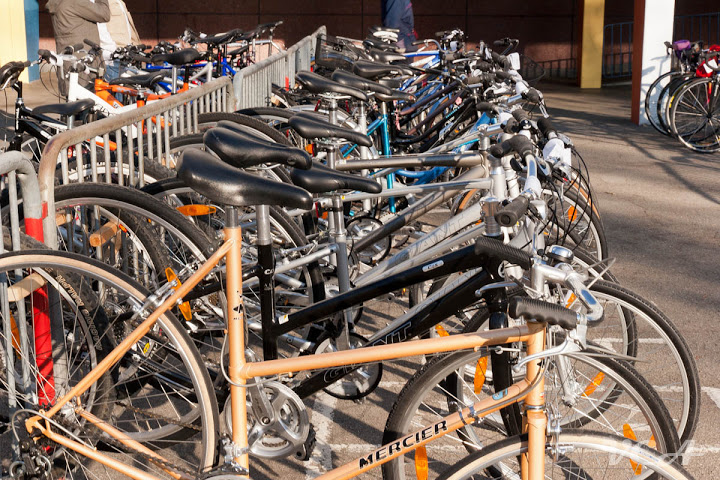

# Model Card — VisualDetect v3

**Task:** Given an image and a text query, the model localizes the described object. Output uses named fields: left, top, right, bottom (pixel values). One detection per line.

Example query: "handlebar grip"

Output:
left=136, top=43, right=149, bottom=50
left=489, top=135, right=535, bottom=158
left=536, top=117, right=556, bottom=138
left=491, top=51, right=512, bottom=69
left=523, top=88, right=542, bottom=104
left=476, top=101, right=498, bottom=113
left=495, top=195, right=530, bottom=227
left=473, top=236, right=532, bottom=269
left=509, top=297, right=578, bottom=330
left=495, top=71, right=513, bottom=81
left=131, top=53, right=149, bottom=63
left=83, top=39, right=99, bottom=49
left=473, top=61, right=493, bottom=72
left=503, top=117, right=518, bottom=134
left=512, top=109, right=529, bottom=123
left=38, top=49, right=54, bottom=61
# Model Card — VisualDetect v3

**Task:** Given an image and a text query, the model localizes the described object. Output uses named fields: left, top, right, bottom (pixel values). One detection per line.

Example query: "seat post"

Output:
left=356, top=100, right=372, bottom=211
left=171, top=65, right=179, bottom=94
left=327, top=96, right=339, bottom=125
left=255, top=204, right=279, bottom=359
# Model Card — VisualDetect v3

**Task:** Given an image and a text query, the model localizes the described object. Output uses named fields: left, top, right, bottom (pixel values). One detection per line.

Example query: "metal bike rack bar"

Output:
left=37, top=77, right=233, bottom=248
left=233, top=26, right=326, bottom=109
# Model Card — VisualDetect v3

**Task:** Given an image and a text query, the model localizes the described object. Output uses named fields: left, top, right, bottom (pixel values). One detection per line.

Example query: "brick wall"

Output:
left=37, top=0, right=715, bottom=68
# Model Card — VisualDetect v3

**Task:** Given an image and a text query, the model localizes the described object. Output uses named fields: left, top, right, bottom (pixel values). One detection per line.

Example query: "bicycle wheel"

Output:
left=382, top=350, right=679, bottom=480
left=0, top=249, right=219, bottom=479
left=437, top=430, right=693, bottom=480
left=669, top=76, right=720, bottom=152
left=657, top=73, right=695, bottom=135
left=646, top=71, right=684, bottom=136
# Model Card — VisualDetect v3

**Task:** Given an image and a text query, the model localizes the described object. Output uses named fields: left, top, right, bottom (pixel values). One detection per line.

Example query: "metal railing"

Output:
left=37, top=77, right=233, bottom=248
left=603, top=21, right=634, bottom=79
left=233, top=26, right=326, bottom=109
left=602, top=12, right=720, bottom=79
left=674, top=12, right=720, bottom=46
left=0, top=151, right=44, bottom=252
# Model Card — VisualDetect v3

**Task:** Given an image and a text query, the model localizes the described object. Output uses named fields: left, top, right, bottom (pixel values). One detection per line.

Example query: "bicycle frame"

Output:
left=22, top=216, right=549, bottom=479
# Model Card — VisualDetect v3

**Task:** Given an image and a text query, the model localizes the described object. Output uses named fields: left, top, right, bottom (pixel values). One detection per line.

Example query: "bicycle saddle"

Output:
left=204, top=125, right=312, bottom=170
left=228, top=45, right=250, bottom=57
left=370, top=25, right=400, bottom=34
left=375, top=89, right=415, bottom=103
left=197, top=29, right=242, bottom=46
left=295, top=71, right=368, bottom=101
left=352, top=60, right=413, bottom=79
left=330, top=69, right=392, bottom=95
left=151, top=48, right=202, bottom=66
left=377, top=77, right=403, bottom=89
left=368, top=48, right=407, bottom=64
left=108, top=72, right=164, bottom=88
left=290, top=161, right=382, bottom=194
left=177, top=148, right=313, bottom=209
left=288, top=112, right=373, bottom=147
left=33, top=98, right=95, bottom=117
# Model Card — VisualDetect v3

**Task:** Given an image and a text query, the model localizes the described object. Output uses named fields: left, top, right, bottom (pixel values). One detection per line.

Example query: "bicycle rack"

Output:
left=37, top=77, right=233, bottom=249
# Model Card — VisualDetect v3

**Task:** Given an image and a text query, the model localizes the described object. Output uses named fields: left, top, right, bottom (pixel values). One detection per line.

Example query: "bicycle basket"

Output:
left=315, top=34, right=368, bottom=71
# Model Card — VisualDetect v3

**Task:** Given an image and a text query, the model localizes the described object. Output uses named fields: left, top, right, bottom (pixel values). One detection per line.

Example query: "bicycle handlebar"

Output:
left=489, top=135, right=534, bottom=158
left=472, top=235, right=532, bottom=269
left=509, top=297, right=578, bottom=330
left=495, top=195, right=530, bottom=227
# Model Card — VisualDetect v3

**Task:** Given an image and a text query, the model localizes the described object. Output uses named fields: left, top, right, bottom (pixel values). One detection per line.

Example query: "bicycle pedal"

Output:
left=295, top=424, right=316, bottom=461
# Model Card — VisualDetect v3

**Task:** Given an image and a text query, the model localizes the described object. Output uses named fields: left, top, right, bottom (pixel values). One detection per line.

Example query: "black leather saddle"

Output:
left=152, top=48, right=202, bottom=66
left=228, top=45, right=250, bottom=57
left=330, top=70, right=392, bottom=95
left=177, top=148, right=313, bottom=209
left=204, top=125, right=312, bottom=170
left=376, top=89, right=415, bottom=103
left=288, top=112, right=373, bottom=147
left=352, top=60, right=413, bottom=80
left=197, top=29, right=242, bottom=46
left=295, top=71, right=368, bottom=101
left=108, top=72, right=164, bottom=88
left=33, top=98, right=95, bottom=117
left=290, top=161, right=382, bottom=194
left=368, top=48, right=407, bottom=64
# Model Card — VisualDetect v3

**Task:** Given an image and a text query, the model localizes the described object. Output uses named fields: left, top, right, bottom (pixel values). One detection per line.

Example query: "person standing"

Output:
left=381, top=0, right=416, bottom=52
left=47, top=0, right=111, bottom=96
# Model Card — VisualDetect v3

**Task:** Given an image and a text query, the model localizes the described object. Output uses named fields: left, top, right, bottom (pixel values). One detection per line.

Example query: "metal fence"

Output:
left=674, top=12, right=720, bottom=46
left=37, top=77, right=233, bottom=248
left=602, top=12, right=720, bottom=79
left=233, top=26, right=326, bottom=109
left=603, top=21, right=634, bottom=79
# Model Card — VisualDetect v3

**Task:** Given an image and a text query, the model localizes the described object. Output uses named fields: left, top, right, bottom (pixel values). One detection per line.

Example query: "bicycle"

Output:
left=0, top=146, right=692, bottom=479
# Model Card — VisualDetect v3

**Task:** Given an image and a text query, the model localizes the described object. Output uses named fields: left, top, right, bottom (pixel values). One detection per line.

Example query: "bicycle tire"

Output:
left=657, top=73, right=695, bottom=135
left=646, top=71, right=683, bottom=136
left=669, top=76, right=720, bottom=152
left=381, top=348, right=680, bottom=480
left=437, top=430, right=693, bottom=480
left=0, top=249, right=219, bottom=478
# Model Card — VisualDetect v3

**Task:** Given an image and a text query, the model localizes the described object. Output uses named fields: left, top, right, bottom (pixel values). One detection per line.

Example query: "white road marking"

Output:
left=305, top=392, right=338, bottom=479
left=704, top=386, right=720, bottom=410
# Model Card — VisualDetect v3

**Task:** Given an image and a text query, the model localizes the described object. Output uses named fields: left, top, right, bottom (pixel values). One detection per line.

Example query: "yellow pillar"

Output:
left=579, top=0, right=605, bottom=88
left=0, top=0, right=29, bottom=82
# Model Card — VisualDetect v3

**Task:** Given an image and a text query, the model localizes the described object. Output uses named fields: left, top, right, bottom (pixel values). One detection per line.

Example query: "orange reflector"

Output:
left=10, top=316, right=21, bottom=354
left=582, top=372, right=605, bottom=396
left=648, top=434, right=656, bottom=450
left=414, top=446, right=429, bottom=480
left=565, top=293, right=577, bottom=308
left=567, top=206, right=578, bottom=222
left=435, top=325, right=449, bottom=337
left=623, top=424, right=642, bottom=474
left=474, top=356, right=488, bottom=394
left=165, top=268, right=192, bottom=321
left=176, top=204, right=217, bottom=216
left=305, top=143, right=316, bottom=156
